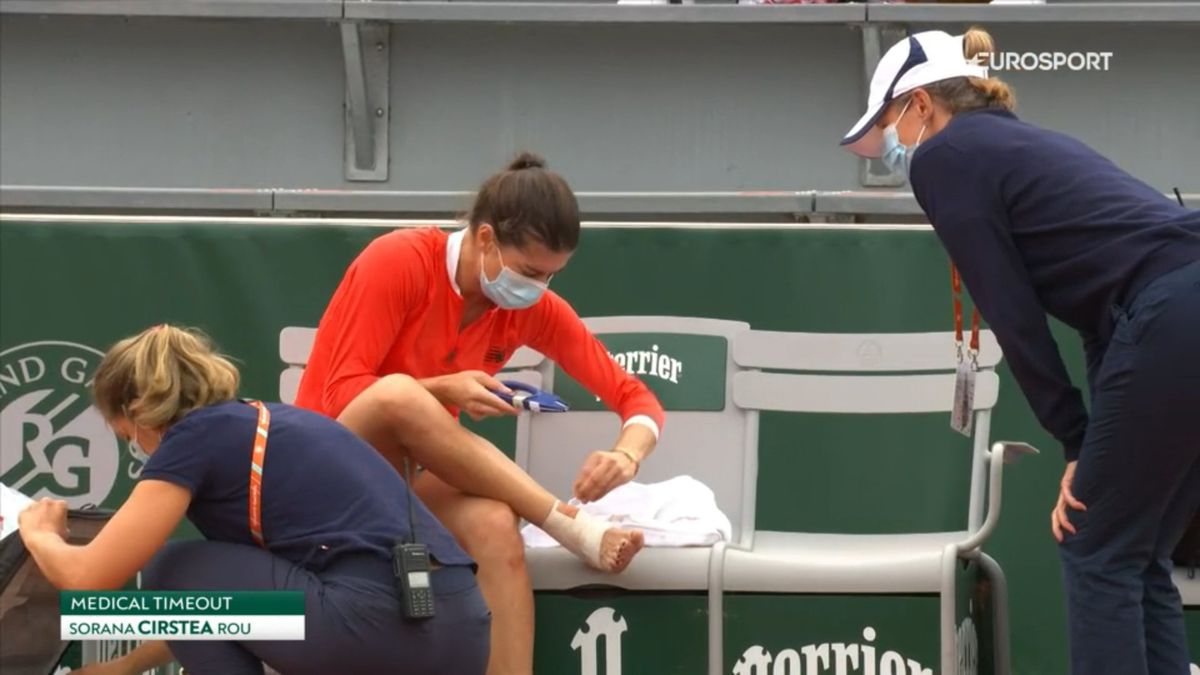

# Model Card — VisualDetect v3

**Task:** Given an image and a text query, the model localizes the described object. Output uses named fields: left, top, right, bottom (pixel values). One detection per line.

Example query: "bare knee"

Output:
left=461, top=501, right=526, bottom=572
left=345, top=374, right=430, bottom=429
left=371, top=374, right=427, bottom=413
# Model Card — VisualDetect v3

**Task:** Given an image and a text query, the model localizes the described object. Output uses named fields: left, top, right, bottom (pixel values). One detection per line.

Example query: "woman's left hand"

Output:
left=1051, top=460, right=1087, bottom=543
left=18, top=497, right=70, bottom=541
left=573, top=450, right=638, bottom=503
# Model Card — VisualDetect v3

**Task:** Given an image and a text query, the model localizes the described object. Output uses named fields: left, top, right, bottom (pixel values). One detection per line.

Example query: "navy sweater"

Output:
left=909, top=108, right=1200, bottom=461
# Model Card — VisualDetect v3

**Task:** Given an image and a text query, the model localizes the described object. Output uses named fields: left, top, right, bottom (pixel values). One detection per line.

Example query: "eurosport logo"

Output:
left=971, top=51, right=1113, bottom=72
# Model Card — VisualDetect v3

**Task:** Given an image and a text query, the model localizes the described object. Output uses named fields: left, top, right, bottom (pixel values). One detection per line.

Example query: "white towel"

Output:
left=522, top=476, right=732, bottom=548
left=1, top=481, right=36, bottom=542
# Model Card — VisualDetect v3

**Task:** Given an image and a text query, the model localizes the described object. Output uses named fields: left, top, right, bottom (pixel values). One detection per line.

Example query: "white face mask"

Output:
left=127, top=422, right=150, bottom=462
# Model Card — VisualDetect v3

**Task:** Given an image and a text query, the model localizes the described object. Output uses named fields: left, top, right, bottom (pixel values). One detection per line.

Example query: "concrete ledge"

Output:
left=0, top=186, right=274, bottom=211
left=4, top=185, right=1193, bottom=218
left=868, top=2, right=1200, bottom=24
left=344, top=1, right=865, bottom=24
left=0, top=0, right=343, bottom=19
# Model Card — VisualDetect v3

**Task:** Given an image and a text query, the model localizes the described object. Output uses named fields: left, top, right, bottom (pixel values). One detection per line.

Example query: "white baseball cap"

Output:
left=840, top=31, right=989, bottom=158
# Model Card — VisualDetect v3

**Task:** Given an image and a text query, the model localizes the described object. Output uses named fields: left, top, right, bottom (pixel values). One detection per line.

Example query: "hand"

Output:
left=434, top=371, right=519, bottom=421
left=573, top=450, right=638, bottom=503
left=1051, top=460, right=1087, bottom=543
left=18, top=497, right=69, bottom=541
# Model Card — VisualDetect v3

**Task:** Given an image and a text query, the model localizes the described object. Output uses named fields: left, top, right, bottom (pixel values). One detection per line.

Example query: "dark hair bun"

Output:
left=469, top=150, right=579, bottom=252
left=507, top=152, right=547, bottom=171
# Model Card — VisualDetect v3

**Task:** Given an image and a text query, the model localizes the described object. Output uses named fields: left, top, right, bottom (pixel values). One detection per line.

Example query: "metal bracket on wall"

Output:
left=858, top=21, right=909, bottom=188
left=341, top=22, right=390, bottom=182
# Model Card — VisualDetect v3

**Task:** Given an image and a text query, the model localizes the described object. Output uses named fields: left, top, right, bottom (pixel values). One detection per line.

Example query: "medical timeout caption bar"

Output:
left=61, top=591, right=305, bottom=641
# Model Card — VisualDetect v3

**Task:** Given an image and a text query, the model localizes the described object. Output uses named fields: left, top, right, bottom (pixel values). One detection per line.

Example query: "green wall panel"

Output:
left=4, top=220, right=1196, bottom=674
left=725, top=595, right=940, bottom=675
left=533, top=593, right=708, bottom=675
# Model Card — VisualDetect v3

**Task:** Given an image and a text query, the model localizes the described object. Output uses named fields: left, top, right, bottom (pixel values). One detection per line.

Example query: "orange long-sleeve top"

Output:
left=294, top=227, right=665, bottom=437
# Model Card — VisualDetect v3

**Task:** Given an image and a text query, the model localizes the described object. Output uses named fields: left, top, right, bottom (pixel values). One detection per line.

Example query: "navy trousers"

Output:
left=1060, top=260, right=1200, bottom=675
left=142, top=540, right=491, bottom=675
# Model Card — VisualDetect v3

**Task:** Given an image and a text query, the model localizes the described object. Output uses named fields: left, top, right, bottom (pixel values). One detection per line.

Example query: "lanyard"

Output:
left=246, top=400, right=271, bottom=549
left=951, top=265, right=981, bottom=363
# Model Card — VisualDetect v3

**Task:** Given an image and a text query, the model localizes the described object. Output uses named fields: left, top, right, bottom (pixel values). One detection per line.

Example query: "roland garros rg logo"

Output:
left=0, top=341, right=143, bottom=507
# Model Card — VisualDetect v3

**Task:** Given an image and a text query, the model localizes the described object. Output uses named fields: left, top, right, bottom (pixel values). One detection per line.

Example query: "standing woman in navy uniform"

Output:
left=841, top=27, right=1200, bottom=675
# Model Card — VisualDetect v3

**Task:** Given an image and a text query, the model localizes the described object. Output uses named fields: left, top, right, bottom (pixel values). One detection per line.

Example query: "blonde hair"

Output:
left=92, top=325, right=240, bottom=429
left=920, top=27, right=1017, bottom=113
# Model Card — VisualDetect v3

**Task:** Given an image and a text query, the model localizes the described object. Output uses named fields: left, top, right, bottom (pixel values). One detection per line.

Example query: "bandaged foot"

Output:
left=539, top=501, right=645, bottom=573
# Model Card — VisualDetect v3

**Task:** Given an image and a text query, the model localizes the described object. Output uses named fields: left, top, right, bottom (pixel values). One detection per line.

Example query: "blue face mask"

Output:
left=479, top=247, right=549, bottom=310
left=880, top=99, right=926, bottom=176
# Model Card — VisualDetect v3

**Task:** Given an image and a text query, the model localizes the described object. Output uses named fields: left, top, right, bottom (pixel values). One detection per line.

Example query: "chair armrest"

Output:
left=958, top=441, right=1040, bottom=552
left=994, top=441, right=1040, bottom=464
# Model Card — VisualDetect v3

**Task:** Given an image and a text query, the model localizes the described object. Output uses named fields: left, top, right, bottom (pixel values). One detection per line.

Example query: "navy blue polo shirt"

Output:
left=140, top=401, right=472, bottom=569
left=909, top=108, right=1200, bottom=461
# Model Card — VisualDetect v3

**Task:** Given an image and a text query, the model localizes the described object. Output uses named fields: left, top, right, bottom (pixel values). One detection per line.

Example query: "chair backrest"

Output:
left=507, top=317, right=757, bottom=547
left=278, top=326, right=316, bottom=405
left=730, top=328, right=1003, bottom=534
left=731, top=329, right=1003, bottom=413
left=278, top=322, right=1003, bottom=539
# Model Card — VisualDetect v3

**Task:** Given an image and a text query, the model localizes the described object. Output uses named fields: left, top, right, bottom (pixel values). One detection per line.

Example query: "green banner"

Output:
left=1188, top=608, right=1200, bottom=674
left=4, top=219, right=1196, bottom=674
left=726, top=595, right=939, bottom=675
left=555, top=333, right=728, bottom=412
left=534, top=593, right=708, bottom=674
left=61, top=591, right=305, bottom=615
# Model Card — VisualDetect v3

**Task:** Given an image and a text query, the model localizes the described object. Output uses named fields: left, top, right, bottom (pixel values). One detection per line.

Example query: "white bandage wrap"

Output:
left=539, top=501, right=610, bottom=569
left=622, top=415, right=660, bottom=440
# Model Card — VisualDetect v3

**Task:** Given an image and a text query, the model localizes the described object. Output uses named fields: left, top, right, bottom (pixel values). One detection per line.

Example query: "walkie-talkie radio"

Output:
left=393, top=458, right=435, bottom=620
left=393, top=541, right=435, bottom=619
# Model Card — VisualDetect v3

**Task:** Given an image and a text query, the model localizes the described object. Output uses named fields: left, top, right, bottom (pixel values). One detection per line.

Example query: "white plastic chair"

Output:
left=276, top=320, right=1034, bottom=675
left=721, top=328, right=1035, bottom=675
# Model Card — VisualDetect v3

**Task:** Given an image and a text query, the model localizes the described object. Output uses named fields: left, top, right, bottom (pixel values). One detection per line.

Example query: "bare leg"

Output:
left=415, top=472, right=534, bottom=675
left=336, top=374, right=643, bottom=573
